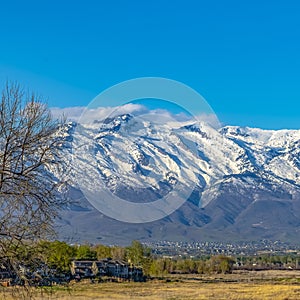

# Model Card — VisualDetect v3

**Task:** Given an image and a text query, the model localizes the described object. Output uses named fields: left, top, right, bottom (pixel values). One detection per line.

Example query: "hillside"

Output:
left=54, top=113, right=300, bottom=245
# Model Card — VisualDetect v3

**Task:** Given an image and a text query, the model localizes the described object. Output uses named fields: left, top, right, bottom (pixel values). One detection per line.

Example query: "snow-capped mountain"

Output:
left=56, top=114, right=300, bottom=244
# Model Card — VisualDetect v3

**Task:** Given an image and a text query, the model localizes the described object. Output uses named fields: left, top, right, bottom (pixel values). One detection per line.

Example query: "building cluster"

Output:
left=70, top=258, right=144, bottom=281
left=0, top=258, right=144, bottom=287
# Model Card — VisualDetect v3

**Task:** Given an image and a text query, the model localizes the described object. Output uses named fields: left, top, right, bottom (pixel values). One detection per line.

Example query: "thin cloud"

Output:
left=51, top=104, right=146, bottom=123
left=50, top=105, right=220, bottom=128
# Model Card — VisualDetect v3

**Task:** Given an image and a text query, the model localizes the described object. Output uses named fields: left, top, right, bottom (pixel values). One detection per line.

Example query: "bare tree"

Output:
left=0, top=82, right=68, bottom=291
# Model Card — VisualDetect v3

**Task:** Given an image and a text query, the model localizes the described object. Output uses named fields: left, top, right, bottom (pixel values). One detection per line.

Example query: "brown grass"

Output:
left=1, top=270, right=300, bottom=300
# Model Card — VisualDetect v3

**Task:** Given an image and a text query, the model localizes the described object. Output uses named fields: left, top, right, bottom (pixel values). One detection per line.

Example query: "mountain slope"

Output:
left=55, top=115, right=300, bottom=244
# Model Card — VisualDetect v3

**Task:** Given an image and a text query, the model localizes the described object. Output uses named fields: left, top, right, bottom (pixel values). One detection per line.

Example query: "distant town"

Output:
left=145, top=239, right=300, bottom=257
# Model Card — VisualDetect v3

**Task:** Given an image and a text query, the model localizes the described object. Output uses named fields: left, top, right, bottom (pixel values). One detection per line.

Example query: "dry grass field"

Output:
left=1, top=270, right=300, bottom=300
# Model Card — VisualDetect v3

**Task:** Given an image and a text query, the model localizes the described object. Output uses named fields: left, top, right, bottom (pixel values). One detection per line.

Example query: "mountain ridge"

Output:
left=55, top=114, right=300, bottom=245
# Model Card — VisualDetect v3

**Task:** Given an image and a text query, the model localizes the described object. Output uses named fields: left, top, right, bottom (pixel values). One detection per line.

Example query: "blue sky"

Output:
left=0, top=0, right=299, bottom=129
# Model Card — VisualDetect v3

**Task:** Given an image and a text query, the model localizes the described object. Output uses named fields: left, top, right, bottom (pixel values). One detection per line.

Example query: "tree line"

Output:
left=24, top=240, right=235, bottom=276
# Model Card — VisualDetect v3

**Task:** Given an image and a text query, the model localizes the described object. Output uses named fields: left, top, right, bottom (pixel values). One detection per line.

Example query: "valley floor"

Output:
left=2, top=270, right=300, bottom=299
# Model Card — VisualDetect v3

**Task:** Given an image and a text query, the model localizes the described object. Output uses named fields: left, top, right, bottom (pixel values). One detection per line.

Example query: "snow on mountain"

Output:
left=221, top=126, right=300, bottom=186
left=55, top=114, right=300, bottom=244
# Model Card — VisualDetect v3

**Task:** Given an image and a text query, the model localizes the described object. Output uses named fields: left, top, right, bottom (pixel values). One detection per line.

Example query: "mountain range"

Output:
left=55, top=113, right=300, bottom=245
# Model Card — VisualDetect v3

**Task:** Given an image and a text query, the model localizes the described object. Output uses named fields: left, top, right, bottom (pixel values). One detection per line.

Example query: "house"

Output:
left=70, top=261, right=94, bottom=279
left=129, top=265, right=144, bottom=281
left=92, top=261, right=106, bottom=277
left=92, top=258, right=129, bottom=278
left=0, top=264, right=11, bottom=280
left=115, top=260, right=129, bottom=278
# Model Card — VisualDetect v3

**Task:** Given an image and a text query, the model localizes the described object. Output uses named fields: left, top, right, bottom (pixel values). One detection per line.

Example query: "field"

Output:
left=2, top=270, right=300, bottom=300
